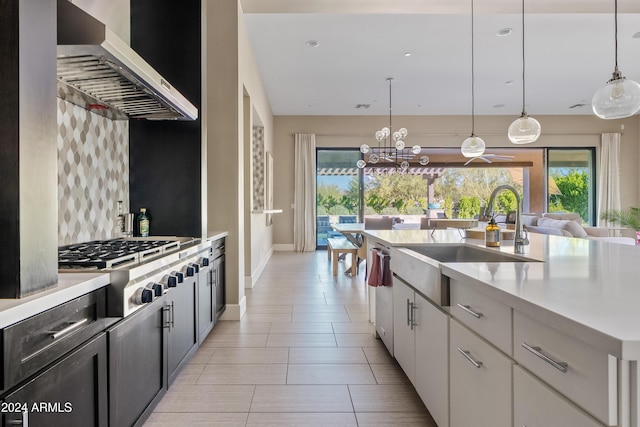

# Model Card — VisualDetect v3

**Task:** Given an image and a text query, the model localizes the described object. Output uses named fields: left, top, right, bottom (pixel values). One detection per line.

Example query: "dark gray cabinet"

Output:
left=108, top=296, right=167, bottom=427
left=167, top=275, right=198, bottom=386
left=2, top=332, right=108, bottom=427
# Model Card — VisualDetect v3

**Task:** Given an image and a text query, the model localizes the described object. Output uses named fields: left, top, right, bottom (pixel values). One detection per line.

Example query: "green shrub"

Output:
left=328, top=205, right=350, bottom=215
left=406, top=206, right=425, bottom=215
left=317, top=205, right=328, bottom=215
left=381, top=207, right=399, bottom=215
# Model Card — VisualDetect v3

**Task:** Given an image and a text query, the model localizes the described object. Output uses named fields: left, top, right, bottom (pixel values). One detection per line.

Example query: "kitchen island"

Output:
left=363, top=229, right=640, bottom=427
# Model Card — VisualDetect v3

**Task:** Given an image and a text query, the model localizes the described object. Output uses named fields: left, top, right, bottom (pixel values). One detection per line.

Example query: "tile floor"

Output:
left=145, top=251, right=436, bottom=426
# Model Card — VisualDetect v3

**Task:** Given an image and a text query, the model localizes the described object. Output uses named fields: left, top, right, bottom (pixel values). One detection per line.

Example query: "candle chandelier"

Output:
left=356, top=78, right=429, bottom=173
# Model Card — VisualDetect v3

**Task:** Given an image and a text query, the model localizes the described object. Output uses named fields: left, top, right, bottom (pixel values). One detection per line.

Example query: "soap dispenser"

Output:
left=485, top=215, right=500, bottom=247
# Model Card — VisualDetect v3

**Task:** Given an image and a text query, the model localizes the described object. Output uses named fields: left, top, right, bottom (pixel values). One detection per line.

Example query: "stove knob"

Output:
left=171, top=271, right=184, bottom=283
left=190, top=263, right=200, bottom=273
left=181, top=265, right=195, bottom=277
left=161, top=275, right=178, bottom=288
left=150, top=283, right=163, bottom=297
left=133, top=288, right=153, bottom=305
left=199, top=257, right=210, bottom=267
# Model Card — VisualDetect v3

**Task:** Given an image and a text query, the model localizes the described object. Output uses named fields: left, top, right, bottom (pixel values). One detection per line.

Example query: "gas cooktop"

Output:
left=58, top=238, right=183, bottom=269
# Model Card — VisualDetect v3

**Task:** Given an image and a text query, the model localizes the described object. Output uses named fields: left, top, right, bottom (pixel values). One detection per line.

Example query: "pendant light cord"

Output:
left=521, top=0, right=527, bottom=115
left=614, top=0, right=619, bottom=72
left=471, top=0, right=476, bottom=135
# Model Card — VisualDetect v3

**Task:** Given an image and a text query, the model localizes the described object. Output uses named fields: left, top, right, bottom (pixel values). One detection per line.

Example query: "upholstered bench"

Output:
left=327, top=238, right=358, bottom=276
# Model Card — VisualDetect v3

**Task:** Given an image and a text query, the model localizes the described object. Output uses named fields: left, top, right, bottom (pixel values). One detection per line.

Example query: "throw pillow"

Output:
left=538, top=217, right=588, bottom=238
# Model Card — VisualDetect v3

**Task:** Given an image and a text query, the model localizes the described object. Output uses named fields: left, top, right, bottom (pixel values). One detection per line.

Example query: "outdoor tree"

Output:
left=434, top=168, right=520, bottom=208
left=551, top=170, right=589, bottom=221
left=364, top=173, right=428, bottom=214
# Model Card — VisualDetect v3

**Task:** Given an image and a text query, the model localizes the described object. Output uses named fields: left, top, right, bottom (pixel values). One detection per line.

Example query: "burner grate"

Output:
left=58, top=239, right=180, bottom=269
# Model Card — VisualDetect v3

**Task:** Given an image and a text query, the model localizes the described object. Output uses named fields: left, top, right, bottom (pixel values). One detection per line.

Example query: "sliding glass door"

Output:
left=316, top=149, right=362, bottom=248
left=547, top=148, right=596, bottom=224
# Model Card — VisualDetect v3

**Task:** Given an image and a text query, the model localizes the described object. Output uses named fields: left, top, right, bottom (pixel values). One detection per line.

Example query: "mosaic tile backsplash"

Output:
left=57, top=99, right=129, bottom=246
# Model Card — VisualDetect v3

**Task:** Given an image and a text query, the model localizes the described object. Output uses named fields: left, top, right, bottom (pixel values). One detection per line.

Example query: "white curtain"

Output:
left=293, top=134, right=316, bottom=252
left=597, top=133, right=621, bottom=227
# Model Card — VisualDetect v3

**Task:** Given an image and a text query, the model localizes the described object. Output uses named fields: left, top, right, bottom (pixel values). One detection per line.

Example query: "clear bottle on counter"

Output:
left=485, top=215, right=500, bottom=247
left=116, top=200, right=124, bottom=236
left=139, top=208, right=150, bottom=237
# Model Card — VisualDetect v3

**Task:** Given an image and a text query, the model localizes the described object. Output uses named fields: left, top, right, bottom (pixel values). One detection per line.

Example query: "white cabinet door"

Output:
left=414, top=292, right=449, bottom=427
left=393, top=276, right=415, bottom=384
left=375, top=284, right=394, bottom=356
left=450, top=319, right=513, bottom=427
left=514, top=366, right=604, bottom=427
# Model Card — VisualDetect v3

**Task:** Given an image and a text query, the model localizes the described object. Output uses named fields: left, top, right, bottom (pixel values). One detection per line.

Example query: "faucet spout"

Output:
left=486, top=185, right=529, bottom=254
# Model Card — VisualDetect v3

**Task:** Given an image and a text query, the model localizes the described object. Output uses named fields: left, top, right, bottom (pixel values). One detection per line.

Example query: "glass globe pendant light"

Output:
left=592, top=0, right=640, bottom=119
left=461, top=0, right=486, bottom=158
left=508, top=0, right=541, bottom=144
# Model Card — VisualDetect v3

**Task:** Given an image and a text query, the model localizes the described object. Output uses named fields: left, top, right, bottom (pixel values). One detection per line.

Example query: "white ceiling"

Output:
left=241, top=0, right=640, bottom=116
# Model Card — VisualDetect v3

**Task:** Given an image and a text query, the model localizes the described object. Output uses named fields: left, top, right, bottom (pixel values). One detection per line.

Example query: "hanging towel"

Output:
left=380, top=254, right=392, bottom=287
left=367, top=249, right=381, bottom=287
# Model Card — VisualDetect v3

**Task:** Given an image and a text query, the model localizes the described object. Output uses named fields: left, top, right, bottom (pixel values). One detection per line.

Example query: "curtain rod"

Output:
left=291, top=132, right=617, bottom=137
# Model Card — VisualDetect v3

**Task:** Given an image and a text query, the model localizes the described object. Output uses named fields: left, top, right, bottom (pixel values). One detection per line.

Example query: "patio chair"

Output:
left=364, top=217, right=393, bottom=230
left=338, top=215, right=357, bottom=223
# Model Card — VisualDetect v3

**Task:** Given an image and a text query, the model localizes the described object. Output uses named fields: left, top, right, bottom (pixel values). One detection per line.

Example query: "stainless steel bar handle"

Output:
left=406, top=299, right=411, bottom=326
left=163, top=305, right=171, bottom=329
left=51, top=318, right=89, bottom=340
left=457, top=303, right=483, bottom=319
left=457, top=347, right=483, bottom=368
left=409, top=301, right=415, bottom=330
left=521, top=342, right=568, bottom=373
left=410, top=302, right=418, bottom=329
left=170, top=301, right=175, bottom=328
left=5, top=410, right=28, bottom=425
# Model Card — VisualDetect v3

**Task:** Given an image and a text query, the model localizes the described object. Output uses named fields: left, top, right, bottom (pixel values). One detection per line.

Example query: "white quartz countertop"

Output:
left=0, top=272, right=110, bottom=329
left=363, top=229, right=640, bottom=360
left=207, top=230, right=228, bottom=241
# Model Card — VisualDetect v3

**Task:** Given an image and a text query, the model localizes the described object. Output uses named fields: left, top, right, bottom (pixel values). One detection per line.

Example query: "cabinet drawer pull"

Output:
left=457, top=347, right=483, bottom=368
left=50, top=318, right=88, bottom=340
left=521, top=342, right=568, bottom=373
left=406, top=299, right=411, bottom=326
left=457, top=303, right=483, bottom=319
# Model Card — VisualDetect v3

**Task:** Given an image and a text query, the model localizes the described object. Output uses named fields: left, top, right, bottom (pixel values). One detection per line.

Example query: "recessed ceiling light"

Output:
left=493, top=104, right=505, bottom=108
left=633, top=32, right=640, bottom=39
left=305, top=40, right=319, bottom=48
left=505, top=80, right=515, bottom=86
left=497, top=28, right=513, bottom=37
left=404, top=52, right=412, bottom=57
left=305, top=104, right=312, bottom=108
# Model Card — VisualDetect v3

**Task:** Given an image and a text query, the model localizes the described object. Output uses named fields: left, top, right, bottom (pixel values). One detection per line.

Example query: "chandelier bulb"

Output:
left=356, top=160, right=366, bottom=169
left=399, top=128, right=408, bottom=138
left=381, top=127, right=390, bottom=137
left=392, top=131, right=401, bottom=140
left=419, top=155, right=430, bottom=166
left=401, top=161, right=410, bottom=170
left=360, top=144, right=370, bottom=154
left=370, top=154, right=380, bottom=164
left=395, top=140, right=405, bottom=150
left=411, top=145, right=421, bottom=155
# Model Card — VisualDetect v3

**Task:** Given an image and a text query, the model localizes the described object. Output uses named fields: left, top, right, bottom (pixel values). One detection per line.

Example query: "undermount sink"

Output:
left=407, top=245, right=538, bottom=263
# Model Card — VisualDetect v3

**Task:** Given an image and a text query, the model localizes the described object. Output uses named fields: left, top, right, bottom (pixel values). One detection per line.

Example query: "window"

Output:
left=547, top=148, right=596, bottom=224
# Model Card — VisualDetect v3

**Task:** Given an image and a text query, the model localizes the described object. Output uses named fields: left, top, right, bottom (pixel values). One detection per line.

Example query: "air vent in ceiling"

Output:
left=569, top=103, right=586, bottom=109
left=355, top=104, right=371, bottom=109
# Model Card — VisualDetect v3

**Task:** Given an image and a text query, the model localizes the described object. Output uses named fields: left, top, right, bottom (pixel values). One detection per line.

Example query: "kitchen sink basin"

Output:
left=407, top=245, right=538, bottom=263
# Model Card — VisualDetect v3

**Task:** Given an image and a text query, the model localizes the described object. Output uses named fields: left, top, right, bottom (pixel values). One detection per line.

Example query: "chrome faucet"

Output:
left=486, top=185, right=529, bottom=254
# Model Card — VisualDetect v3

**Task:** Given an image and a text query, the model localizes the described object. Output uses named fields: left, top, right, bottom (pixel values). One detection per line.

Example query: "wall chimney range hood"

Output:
left=57, top=0, right=198, bottom=121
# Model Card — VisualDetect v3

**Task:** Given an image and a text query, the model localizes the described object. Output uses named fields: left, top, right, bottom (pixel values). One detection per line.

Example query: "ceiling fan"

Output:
left=464, top=153, right=514, bottom=165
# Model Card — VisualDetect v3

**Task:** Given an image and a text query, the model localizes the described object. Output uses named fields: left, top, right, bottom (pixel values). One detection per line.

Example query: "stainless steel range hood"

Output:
left=57, top=0, right=198, bottom=121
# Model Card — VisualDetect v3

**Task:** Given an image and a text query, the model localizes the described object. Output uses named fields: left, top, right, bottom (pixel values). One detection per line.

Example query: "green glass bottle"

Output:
left=139, top=208, right=150, bottom=237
